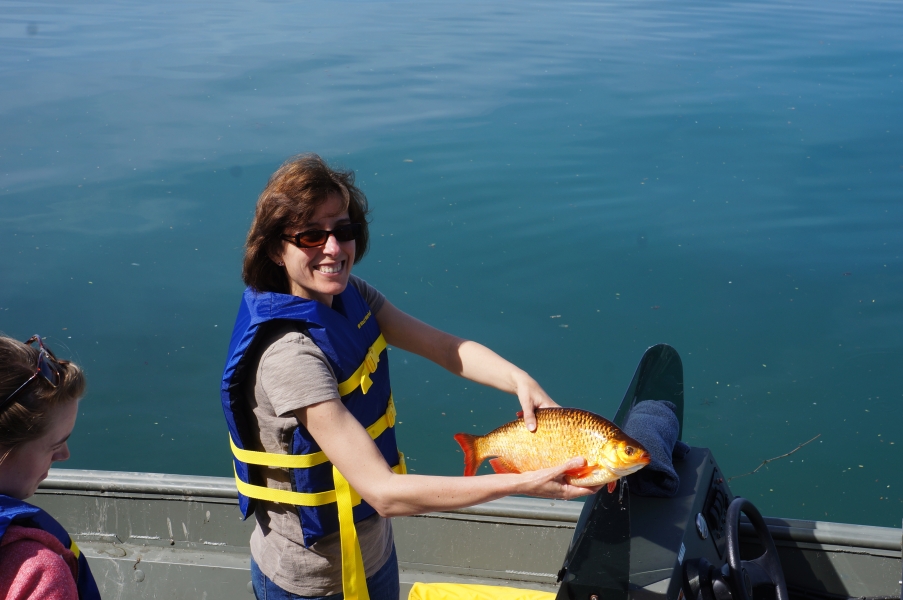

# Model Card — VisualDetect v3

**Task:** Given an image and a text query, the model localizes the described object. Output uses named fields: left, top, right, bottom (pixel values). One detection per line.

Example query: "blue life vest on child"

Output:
left=221, top=283, right=404, bottom=543
left=0, top=495, right=101, bottom=600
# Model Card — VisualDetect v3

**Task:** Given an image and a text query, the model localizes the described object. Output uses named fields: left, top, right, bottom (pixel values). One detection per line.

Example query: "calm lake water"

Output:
left=2, top=0, right=901, bottom=527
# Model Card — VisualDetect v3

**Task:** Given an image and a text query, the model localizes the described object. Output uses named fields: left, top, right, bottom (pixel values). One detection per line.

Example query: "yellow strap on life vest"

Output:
left=396, top=450, right=407, bottom=475
left=337, top=334, right=387, bottom=396
left=229, top=395, right=397, bottom=470
left=69, top=540, right=80, bottom=559
left=334, top=466, right=370, bottom=600
left=235, top=456, right=406, bottom=600
left=233, top=458, right=406, bottom=507
left=231, top=435, right=329, bottom=469
left=233, top=464, right=340, bottom=506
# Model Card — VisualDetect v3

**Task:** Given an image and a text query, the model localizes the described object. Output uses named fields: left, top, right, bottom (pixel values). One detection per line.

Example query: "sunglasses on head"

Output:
left=281, top=222, right=362, bottom=249
left=1, top=335, right=67, bottom=410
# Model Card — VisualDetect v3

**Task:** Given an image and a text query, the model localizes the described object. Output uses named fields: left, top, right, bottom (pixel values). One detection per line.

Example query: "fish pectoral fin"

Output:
left=564, top=465, right=597, bottom=480
left=607, top=480, right=618, bottom=494
left=489, top=458, right=521, bottom=474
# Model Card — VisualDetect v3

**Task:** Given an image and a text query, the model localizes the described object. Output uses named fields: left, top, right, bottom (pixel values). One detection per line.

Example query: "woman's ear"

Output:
left=268, top=247, right=286, bottom=268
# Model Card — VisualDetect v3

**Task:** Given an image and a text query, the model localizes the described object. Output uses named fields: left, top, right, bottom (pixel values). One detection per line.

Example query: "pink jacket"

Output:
left=0, top=525, right=79, bottom=600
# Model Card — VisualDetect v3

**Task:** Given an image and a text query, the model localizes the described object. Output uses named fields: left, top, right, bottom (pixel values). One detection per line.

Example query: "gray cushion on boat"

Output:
left=623, top=400, right=690, bottom=498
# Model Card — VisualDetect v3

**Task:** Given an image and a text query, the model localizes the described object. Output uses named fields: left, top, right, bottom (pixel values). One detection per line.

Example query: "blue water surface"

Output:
left=1, top=0, right=901, bottom=527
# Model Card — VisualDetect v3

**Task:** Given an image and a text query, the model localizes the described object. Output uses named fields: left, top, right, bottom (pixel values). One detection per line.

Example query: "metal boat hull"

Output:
left=32, top=468, right=901, bottom=600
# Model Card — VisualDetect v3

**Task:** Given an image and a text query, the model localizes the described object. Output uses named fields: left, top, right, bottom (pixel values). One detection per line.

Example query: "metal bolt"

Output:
left=743, top=569, right=753, bottom=597
left=134, top=569, right=145, bottom=583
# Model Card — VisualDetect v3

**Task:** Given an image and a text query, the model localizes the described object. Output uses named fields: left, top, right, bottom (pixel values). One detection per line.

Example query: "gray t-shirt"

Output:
left=244, top=275, right=392, bottom=596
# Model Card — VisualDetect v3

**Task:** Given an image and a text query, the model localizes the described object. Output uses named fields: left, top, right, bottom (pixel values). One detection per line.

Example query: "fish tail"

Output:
left=453, top=433, right=482, bottom=476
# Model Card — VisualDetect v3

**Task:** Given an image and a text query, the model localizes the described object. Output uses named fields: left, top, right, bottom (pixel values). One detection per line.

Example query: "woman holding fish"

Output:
left=221, top=154, right=648, bottom=600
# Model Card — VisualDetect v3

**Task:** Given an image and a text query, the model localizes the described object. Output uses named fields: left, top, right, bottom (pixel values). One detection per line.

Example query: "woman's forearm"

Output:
left=296, top=399, right=594, bottom=519
left=365, top=462, right=592, bottom=518
left=451, top=339, right=520, bottom=391
left=377, top=302, right=522, bottom=386
left=375, top=301, right=557, bottom=429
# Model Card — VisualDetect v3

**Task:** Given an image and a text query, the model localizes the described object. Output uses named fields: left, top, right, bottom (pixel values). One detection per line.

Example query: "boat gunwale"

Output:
left=41, top=468, right=902, bottom=553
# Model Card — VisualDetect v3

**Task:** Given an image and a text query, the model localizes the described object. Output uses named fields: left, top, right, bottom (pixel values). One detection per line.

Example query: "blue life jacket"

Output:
left=0, top=495, right=101, bottom=600
left=221, top=284, right=404, bottom=547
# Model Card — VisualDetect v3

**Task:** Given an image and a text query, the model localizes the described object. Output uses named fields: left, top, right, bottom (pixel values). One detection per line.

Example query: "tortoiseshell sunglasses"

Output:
left=1, top=335, right=68, bottom=410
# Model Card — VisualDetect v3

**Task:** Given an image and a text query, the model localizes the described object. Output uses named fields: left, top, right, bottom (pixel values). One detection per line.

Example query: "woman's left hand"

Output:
left=511, top=370, right=559, bottom=432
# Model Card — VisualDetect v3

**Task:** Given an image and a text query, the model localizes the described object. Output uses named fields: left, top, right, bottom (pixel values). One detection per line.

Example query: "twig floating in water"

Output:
left=727, top=434, right=821, bottom=483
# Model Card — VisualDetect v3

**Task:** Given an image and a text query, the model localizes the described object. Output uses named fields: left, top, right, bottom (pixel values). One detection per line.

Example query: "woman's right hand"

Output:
left=514, top=457, right=602, bottom=500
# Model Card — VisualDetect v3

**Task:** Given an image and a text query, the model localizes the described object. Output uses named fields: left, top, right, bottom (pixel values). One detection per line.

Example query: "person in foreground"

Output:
left=0, top=335, right=100, bottom=600
left=222, top=154, right=597, bottom=600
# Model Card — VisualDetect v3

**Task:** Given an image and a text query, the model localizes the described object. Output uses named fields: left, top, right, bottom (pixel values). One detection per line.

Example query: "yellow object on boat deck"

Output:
left=408, top=583, right=556, bottom=600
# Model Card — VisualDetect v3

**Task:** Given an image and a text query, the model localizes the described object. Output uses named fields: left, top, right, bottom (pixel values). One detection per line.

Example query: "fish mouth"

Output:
left=610, top=461, right=649, bottom=477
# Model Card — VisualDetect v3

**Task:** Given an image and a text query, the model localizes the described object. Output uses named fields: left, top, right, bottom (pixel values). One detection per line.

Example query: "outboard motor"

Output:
left=554, top=345, right=748, bottom=600
left=556, top=344, right=789, bottom=600
left=555, top=447, right=735, bottom=600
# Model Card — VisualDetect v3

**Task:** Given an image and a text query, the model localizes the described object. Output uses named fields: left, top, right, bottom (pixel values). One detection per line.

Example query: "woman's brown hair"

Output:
left=0, top=335, right=85, bottom=457
left=243, top=154, right=371, bottom=293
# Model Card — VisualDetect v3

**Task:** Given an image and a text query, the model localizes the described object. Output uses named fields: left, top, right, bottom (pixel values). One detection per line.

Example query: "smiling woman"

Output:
left=0, top=335, right=100, bottom=600
left=241, top=154, right=371, bottom=300
left=276, top=194, right=359, bottom=305
left=221, top=154, right=599, bottom=600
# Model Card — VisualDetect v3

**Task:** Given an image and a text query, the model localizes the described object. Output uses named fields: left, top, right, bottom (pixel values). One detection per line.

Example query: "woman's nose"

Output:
left=55, top=443, right=70, bottom=463
left=322, top=231, right=342, bottom=254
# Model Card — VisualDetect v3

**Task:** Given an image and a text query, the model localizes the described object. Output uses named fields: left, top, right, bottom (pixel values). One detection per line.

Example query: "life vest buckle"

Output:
left=364, top=347, right=379, bottom=374
left=386, top=396, right=396, bottom=427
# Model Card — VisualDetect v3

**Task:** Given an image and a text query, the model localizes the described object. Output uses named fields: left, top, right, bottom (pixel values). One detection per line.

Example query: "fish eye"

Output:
left=624, top=446, right=636, bottom=456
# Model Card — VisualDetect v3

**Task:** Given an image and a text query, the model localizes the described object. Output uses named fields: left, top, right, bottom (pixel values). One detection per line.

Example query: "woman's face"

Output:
left=277, top=193, right=356, bottom=307
left=0, top=399, right=78, bottom=499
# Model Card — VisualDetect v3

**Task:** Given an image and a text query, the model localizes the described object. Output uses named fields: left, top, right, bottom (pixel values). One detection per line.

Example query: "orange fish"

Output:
left=454, top=407, right=650, bottom=492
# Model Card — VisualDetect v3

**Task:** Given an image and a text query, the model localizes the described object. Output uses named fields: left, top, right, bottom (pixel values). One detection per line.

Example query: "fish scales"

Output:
left=454, top=407, right=650, bottom=488
left=476, top=410, right=617, bottom=471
